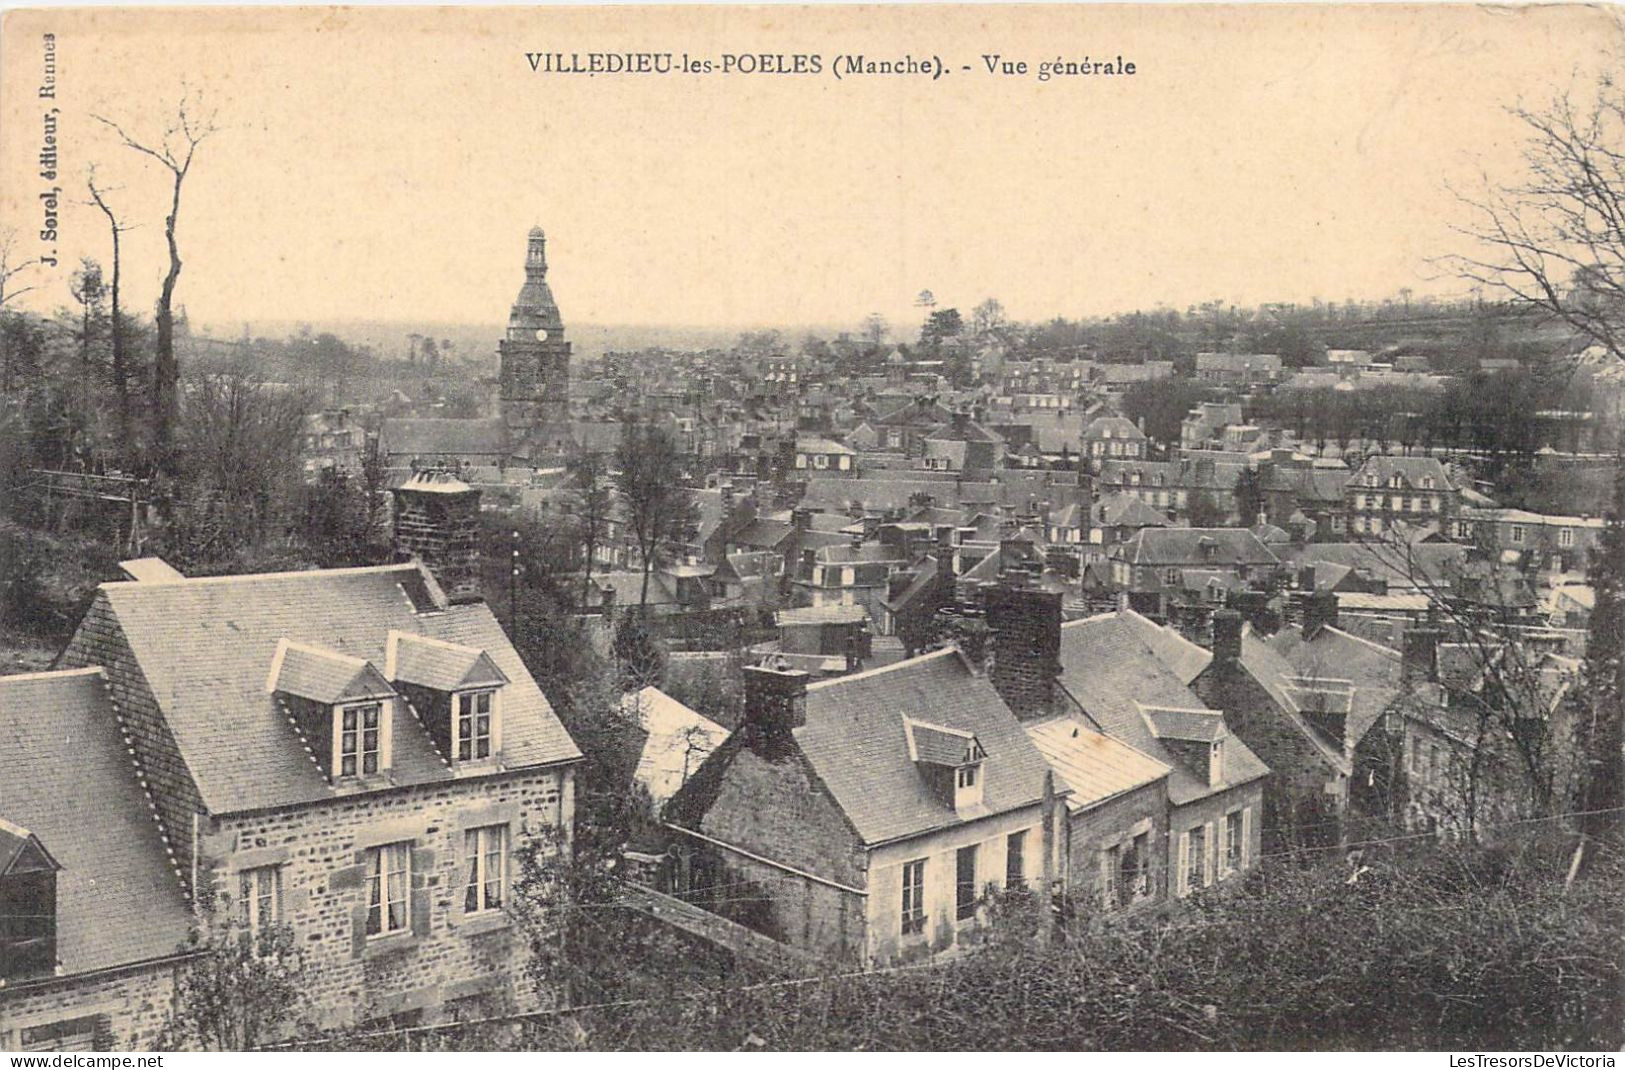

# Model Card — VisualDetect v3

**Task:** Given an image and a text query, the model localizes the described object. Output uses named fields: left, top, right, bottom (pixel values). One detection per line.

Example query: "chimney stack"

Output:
left=983, top=581, right=1062, bottom=721
left=392, top=471, right=482, bottom=604
left=1402, top=627, right=1441, bottom=686
left=1303, top=591, right=1338, bottom=638
left=1212, top=609, right=1244, bottom=665
left=743, top=662, right=810, bottom=752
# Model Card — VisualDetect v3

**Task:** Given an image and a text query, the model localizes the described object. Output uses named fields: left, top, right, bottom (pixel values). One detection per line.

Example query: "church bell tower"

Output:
left=499, top=226, right=571, bottom=461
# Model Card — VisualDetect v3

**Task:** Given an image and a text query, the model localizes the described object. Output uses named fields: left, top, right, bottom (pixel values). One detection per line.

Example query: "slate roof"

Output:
left=1083, top=416, right=1146, bottom=441
left=0, top=668, right=194, bottom=977
left=904, top=717, right=983, bottom=766
left=1117, top=528, right=1281, bottom=568
left=380, top=417, right=507, bottom=458
left=1056, top=613, right=1266, bottom=805
left=795, top=650, right=1061, bottom=844
left=1025, top=718, right=1169, bottom=812
left=1348, top=455, right=1457, bottom=491
left=1142, top=704, right=1228, bottom=743
left=1119, top=610, right=1213, bottom=684
left=1282, top=542, right=1465, bottom=592
left=1092, top=493, right=1171, bottom=530
left=72, top=564, right=580, bottom=815
left=734, top=518, right=795, bottom=550
left=1228, top=628, right=1355, bottom=774
left=272, top=640, right=397, bottom=704
left=388, top=632, right=510, bottom=692
left=1267, top=626, right=1403, bottom=753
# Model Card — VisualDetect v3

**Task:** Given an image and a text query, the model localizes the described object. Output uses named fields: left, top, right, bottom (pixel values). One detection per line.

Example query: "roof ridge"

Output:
left=104, top=562, right=418, bottom=591
left=0, top=665, right=104, bottom=685
left=1322, top=626, right=1401, bottom=658
left=806, top=646, right=961, bottom=691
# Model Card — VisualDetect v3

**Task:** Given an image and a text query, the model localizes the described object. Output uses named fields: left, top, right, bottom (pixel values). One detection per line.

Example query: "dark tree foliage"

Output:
left=1120, top=378, right=1214, bottom=446
left=1578, top=450, right=1625, bottom=843
left=1234, top=466, right=1266, bottom=527
left=158, top=920, right=309, bottom=1051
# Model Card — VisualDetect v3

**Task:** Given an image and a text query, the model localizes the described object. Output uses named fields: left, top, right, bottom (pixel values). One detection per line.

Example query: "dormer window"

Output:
left=268, top=639, right=398, bottom=781
left=904, top=716, right=987, bottom=814
left=386, top=632, right=509, bottom=767
left=0, top=819, right=59, bottom=981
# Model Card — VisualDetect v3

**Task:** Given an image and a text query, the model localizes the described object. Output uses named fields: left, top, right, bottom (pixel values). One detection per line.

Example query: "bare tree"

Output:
left=0, top=226, right=44, bottom=310
left=87, top=170, right=136, bottom=467
left=94, top=91, right=218, bottom=476
left=567, top=450, right=615, bottom=610
left=614, top=419, right=697, bottom=610
left=1449, top=62, right=1625, bottom=362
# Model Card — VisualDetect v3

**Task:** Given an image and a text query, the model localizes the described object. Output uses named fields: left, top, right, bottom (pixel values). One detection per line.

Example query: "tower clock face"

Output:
left=535, top=328, right=549, bottom=342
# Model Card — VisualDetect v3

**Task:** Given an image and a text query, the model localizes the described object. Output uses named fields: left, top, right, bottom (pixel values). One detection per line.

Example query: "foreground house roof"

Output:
left=61, top=563, right=581, bottom=816
left=796, top=651, right=1060, bottom=844
left=1056, top=613, right=1267, bottom=806
left=0, top=668, right=194, bottom=977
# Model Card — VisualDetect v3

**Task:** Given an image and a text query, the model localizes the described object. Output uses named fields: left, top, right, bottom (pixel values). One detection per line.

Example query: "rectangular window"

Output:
left=1130, top=831, right=1150, bottom=899
left=1559, top=527, right=1574, bottom=548
left=956, top=765, right=977, bottom=789
left=1186, top=825, right=1207, bottom=891
left=1006, top=830, right=1027, bottom=889
left=463, top=825, right=507, bottom=914
left=1164, top=568, right=1180, bottom=586
left=1225, top=811, right=1244, bottom=875
left=901, top=859, right=926, bottom=935
left=956, top=845, right=977, bottom=920
left=240, top=865, right=281, bottom=938
left=457, top=690, right=494, bottom=761
left=366, top=842, right=412, bottom=938
left=340, top=702, right=382, bottom=776
left=1510, top=525, right=1525, bottom=545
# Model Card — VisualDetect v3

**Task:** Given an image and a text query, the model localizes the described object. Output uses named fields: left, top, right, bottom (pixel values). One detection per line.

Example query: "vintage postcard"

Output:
left=0, top=2, right=1620, bottom=1056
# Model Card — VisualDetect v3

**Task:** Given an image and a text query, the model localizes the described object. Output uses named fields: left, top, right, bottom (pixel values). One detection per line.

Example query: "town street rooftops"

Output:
left=1025, top=718, right=1169, bottom=812
left=62, top=563, right=581, bottom=816
left=379, top=417, right=507, bottom=458
left=0, top=668, right=194, bottom=977
left=795, top=649, right=1062, bottom=844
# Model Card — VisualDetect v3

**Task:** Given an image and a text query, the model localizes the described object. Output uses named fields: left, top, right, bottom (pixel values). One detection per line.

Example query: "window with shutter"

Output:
left=366, top=841, right=412, bottom=938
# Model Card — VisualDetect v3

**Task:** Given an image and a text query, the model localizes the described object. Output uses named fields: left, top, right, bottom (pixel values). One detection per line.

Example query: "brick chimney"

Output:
left=983, top=581, right=1062, bottom=721
left=392, top=471, right=482, bottom=604
left=1303, top=591, right=1338, bottom=638
left=1211, top=608, right=1244, bottom=665
left=743, top=662, right=810, bottom=753
left=1402, top=627, right=1440, bottom=685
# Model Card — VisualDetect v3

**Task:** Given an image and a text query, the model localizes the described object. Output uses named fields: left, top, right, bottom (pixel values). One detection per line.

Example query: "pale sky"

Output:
left=0, top=4, right=1614, bottom=334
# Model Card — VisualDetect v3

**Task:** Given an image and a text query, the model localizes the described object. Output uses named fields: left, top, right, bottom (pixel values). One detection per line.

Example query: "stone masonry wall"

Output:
left=1, top=960, right=178, bottom=1051
left=202, top=765, right=573, bottom=1036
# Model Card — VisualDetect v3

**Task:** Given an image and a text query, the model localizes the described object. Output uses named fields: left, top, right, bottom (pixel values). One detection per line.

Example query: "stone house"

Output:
left=1344, top=456, right=1460, bottom=540
left=1081, top=416, right=1148, bottom=464
left=1399, top=631, right=1584, bottom=838
left=1107, top=528, right=1282, bottom=620
left=665, top=654, right=1064, bottom=967
left=1038, top=607, right=1267, bottom=903
left=13, top=542, right=581, bottom=1044
left=1452, top=508, right=1604, bottom=577
left=1193, top=610, right=1366, bottom=851
left=0, top=668, right=194, bottom=1050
